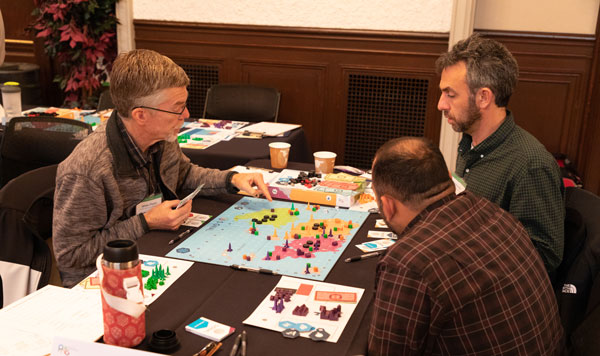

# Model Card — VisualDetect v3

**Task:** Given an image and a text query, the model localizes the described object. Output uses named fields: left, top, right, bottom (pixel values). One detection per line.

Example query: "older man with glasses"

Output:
left=53, top=49, right=272, bottom=287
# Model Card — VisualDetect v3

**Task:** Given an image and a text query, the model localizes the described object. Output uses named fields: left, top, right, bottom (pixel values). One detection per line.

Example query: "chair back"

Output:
left=97, top=90, right=114, bottom=111
left=0, top=116, right=92, bottom=186
left=0, top=164, right=58, bottom=308
left=555, top=187, right=600, bottom=353
left=203, top=84, right=281, bottom=122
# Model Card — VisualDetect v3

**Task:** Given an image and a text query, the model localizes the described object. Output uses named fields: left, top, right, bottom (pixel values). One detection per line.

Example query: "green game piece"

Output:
left=268, top=251, right=272, bottom=256
left=334, top=227, right=338, bottom=231
left=320, top=222, right=324, bottom=227
left=349, top=224, right=353, bottom=229
left=323, top=234, right=327, bottom=238
left=141, top=270, right=149, bottom=277
left=159, top=281, right=165, bottom=286
left=301, top=226, right=305, bottom=230
left=255, top=231, right=259, bottom=236
left=291, top=203, right=295, bottom=210
left=91, top=122, right=97, bottom=126
left=316, top=234, right=320, bottom=239
left=294, top=210, right=299, bottom=216
left=307, top=263, right=311, bottom=268
left=166, top=266, right=171, bottom=275
left=253, top=221, right=256, bottom=229
left=309, top=246, right=313, bottom=251
left=312, top=207, right=316, bottom=211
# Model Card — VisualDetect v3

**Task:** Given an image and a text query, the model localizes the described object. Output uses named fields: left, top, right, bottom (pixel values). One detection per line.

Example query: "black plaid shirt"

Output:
left=368, top=192, right=564, bottom=355
left=456, top=111, right=565, bottom=272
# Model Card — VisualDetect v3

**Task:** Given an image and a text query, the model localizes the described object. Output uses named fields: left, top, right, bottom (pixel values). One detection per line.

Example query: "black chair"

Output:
left=203, top=83, right=281, bottom=122
left=0, top=164, right=58, bottom=308
left=0, top=116, right=92, bottom=186
left=554, top=187, right=600, bottom=355
left=97, top=90, right=114, bottom=111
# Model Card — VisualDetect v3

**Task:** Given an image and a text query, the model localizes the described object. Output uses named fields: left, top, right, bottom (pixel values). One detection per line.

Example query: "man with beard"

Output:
left=367, top=137, right=563, bottom=355
left=53, top=49, right=271, bottom=287
left=436, top=34, right=564, bottom=275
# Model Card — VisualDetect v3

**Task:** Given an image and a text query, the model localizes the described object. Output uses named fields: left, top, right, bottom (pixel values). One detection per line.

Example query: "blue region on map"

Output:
left=166, top=196, right=369, bottom=281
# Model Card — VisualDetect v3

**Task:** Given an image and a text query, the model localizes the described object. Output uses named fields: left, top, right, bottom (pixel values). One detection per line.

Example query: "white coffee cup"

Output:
left=269, top=142, right=291, bottom=169
left=313, top=151, right=337, bottom=174
left=1, top=82, right=22, bottom=123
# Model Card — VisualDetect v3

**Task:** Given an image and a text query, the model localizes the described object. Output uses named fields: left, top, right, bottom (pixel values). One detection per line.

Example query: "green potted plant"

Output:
left=30, top=0, right=118, bottom=108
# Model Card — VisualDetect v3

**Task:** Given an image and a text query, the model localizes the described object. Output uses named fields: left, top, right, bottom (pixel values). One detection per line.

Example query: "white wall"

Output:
left=132, top=0, right=453, bottom=32
left=475, top=0, right=600, bottom=35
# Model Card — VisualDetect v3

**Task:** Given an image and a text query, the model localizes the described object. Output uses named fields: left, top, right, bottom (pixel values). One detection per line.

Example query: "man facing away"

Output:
left=53, top=49, right=271, bottom=287
left=368, top=137, right=563, bottom=355
left=436, top=33, right=565, bottom=274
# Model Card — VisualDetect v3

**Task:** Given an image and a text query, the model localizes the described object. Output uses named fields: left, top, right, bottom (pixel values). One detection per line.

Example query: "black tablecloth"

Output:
left=136, top=161, right=378, bottom=356
left=182, top=128, right=312, bottom=169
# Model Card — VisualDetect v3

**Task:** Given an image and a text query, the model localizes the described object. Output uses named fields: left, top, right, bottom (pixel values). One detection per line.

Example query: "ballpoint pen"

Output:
left=168, top=228, right=191, bottom=245
left=229, top=333, right=242, bottom=356
left=193, top=341, right=222, bottom=356
left=344, top=251, right=382, bottom=263
left=241, top=330, right=247, bottom=356
left=230, top=264, right=279, bottom=275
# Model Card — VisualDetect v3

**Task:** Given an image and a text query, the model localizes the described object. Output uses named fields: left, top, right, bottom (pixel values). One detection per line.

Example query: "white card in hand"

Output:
left=176, top=183, right=204, bottom=209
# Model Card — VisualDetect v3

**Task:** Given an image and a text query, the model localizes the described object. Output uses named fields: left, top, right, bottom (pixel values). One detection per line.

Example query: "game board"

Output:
left=75, top=254, right=193, bottom=306
left=166, top=197, right=370, bottom=281
left=243, top=276, right=364, bottom=343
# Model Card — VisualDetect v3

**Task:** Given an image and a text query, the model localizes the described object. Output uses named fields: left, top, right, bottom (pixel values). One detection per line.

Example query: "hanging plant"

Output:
left=30, top=0, right=118, bottom=108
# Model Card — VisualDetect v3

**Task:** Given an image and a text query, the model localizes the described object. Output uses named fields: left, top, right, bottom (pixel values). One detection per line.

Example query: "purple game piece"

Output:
left=332, top=241, right=338, bottom=246
left=227, top=243, right=233, bottom=252
left=293, top=304, right=309, bottom=317
left=276, top=255, right=281, bottom=260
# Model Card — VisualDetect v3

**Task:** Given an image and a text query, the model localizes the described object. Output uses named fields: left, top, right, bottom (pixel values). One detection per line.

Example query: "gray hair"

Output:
left=109, top=49, right=190, bottom=117
left=435, top=33, right=519, bottom=107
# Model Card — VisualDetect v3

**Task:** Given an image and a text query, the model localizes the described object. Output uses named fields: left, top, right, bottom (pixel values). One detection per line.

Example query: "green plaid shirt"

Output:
left=456, top=111, right=565, bottom=272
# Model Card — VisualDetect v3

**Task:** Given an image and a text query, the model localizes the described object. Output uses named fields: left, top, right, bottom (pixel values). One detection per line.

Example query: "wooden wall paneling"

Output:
left=239, top=59, right=329, bottom=155
left=580, top=5, right=600, bottom=194
left=134, top=20, right=448, bottom=164
left=481, top=31, right=595, bottom=187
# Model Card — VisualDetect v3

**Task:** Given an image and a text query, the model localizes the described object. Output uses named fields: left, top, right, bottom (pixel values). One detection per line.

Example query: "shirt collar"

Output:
left=458, top=110, right=516, bottom=156
left=403, top=193, right=458, bottom=232
left=115, top=114, right=161, bottom=169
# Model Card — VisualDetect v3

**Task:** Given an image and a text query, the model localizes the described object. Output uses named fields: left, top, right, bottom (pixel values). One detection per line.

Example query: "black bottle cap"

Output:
left=149, top=329, right=180, bottom=353
left=103, top=239, right=138, bottom=263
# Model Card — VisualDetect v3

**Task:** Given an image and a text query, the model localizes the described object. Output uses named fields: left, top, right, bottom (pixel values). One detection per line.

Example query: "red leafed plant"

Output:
left=30, top=0, right=118, bottom=108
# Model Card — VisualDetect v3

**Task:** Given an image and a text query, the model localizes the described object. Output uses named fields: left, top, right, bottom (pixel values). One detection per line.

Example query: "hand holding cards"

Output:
left=176, top=183, right=205, bottom=209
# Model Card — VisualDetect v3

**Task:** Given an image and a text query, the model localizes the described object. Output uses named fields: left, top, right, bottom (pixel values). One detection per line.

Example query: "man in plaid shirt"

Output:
left=368, top=137, right=563, bottom=355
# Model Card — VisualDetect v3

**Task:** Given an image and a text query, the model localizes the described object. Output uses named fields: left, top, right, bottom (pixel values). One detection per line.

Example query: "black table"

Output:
left=182, top=127, right=312, bottom=169
left=136, top=161, right=378, bottom=356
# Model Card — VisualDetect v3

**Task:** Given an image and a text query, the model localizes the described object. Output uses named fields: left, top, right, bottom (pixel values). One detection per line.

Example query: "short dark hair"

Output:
left=372, top=137, right=452, bottom=208
left=435, top=33, right=518, bottom=107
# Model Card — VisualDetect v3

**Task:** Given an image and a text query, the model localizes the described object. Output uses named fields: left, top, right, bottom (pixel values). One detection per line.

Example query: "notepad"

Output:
left=185, top=317, right=235, bottom=342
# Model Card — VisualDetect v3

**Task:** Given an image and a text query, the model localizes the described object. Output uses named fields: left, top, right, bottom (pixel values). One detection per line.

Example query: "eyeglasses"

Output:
left=133, top=105, right=187, bottom=116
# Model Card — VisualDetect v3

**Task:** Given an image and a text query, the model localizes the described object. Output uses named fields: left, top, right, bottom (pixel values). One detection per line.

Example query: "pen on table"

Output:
left=168, top=228, right=191, bottom=245
left=241, top=330, right=247, bottom=356
left=230, top=264, right=279, bottom=275
left=344, top=251, right=382, bottom=263
left=229, top=333, right=242, bottom=356
left=193, top=341, right=221, bottom=356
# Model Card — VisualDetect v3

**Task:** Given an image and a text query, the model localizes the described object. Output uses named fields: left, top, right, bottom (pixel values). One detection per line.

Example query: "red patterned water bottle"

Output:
left=97, top=239, right=146, bottom=347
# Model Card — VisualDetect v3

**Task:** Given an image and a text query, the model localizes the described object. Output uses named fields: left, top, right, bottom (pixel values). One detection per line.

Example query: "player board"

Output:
left=166, top=196, right=370, bottom=281
left=243, top=276, right=364, bottom=343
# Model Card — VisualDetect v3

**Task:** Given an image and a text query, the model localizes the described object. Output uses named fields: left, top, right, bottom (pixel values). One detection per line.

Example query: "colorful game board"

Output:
left=166, top=197, right=370, bottom=281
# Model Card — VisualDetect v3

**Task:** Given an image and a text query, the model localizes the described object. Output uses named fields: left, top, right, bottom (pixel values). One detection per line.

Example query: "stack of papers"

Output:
left=237, top=122, right=301, bottom=137
left=0, top=285, right=103, bottom=356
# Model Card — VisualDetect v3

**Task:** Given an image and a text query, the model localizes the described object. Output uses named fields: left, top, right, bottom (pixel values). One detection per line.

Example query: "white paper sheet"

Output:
left=243, top=276, right=364, bottom=343
left=0, top=285, right=103, bottom=356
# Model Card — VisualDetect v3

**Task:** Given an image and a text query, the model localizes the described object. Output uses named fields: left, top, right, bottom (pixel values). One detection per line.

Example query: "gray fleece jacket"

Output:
left=53, top=112, right=233, bottom=287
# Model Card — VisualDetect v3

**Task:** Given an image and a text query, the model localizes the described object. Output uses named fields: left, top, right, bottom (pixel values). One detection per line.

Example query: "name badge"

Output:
left=135, top=193, right=163, bottom=215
